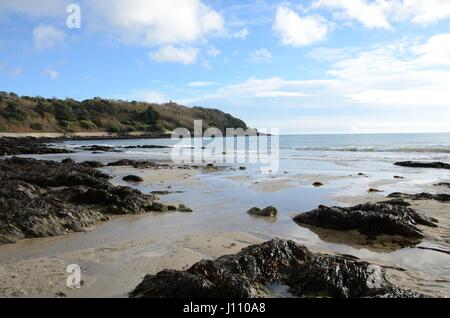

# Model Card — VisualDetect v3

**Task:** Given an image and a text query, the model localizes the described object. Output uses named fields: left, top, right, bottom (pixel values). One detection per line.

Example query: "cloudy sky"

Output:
left=1, top=0, right=450, bottom=134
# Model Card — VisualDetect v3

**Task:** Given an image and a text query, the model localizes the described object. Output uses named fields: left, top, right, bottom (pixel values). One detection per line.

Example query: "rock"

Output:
left=378, top=199, right=411, bottom=207
left=79, top=145, right=121, bottom=152
left=294, top=203, right=438, bottom=239
left=247, top=206, right=278, bottom=217
left=82, top=161, right=105, bottom=168
left=0, top=137, right=73, bottom=156
left=394, top=176, right=405, bottom=179
left=178, top=204, right=193, bottom=213
left=61, top=158, right=75, bottom=164
left=313, top=182, right=324, bottom=187
left=107, top=159, right=157, bottom=169
left=388, top=192, right=450, bottom=203
left=123, top=175, right=144, bottom=183
left=130, top=239, right=422, bottom=298
left=123, top=145, right=170, bottom=149
left=435, top=182, right=450, bottom=188
left=148, top=202, right=168, bottom=212
left=151, top=190, right=184, bottom=195
left=239, top=166, right=246, bottom=171
left=0, top=157, right=165, bottom=244
left=368, top=188, right=383, bottom=193
left=55, top=291, right=67, bottom=298
left=394, top=161, right=450, bottom=170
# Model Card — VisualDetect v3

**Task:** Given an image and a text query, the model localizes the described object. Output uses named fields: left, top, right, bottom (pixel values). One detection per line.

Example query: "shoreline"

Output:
left=0, top=137, right=449, bottom=298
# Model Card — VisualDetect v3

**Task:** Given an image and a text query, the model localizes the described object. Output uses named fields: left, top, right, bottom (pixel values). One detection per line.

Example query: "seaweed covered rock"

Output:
left=247, top=206, right=278, bottom=217
left=294, top=203, right=438, bottom=239
left=130, top=239, right=422, bottom=298
left=394, top=161, right=450, bottom=170
left=0, top=137, right=73, bottom=156
left=0, top=157, right=163, bottom=243
left=388, top=192, right=450, bottom=203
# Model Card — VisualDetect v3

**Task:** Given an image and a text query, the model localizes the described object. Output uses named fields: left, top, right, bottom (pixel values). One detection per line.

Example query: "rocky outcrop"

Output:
left=0, top=137, right=73, bottom=156
left=78, top=145, right=122, bottom=152
left=394, top=161, right=450, bottom=169
left=130, top=239, right=422, bottom=298
left=388, top=192, right=450, bottom=203
left=378, top=199, right=411, bottom=207
left=123, top=145, right=171, bottom=149
left=294, top=203, right=438, bottom=239
left=123, top=175, right=144, bottom=183
left=0, top=157, right=185, bottom=244
left=247, top=206, right=278, bottom=217
left=107, top=159, right=160, bottom=169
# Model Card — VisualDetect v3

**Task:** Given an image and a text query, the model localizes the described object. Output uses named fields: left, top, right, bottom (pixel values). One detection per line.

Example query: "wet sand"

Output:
left=0, top=160, right=449, bottom=298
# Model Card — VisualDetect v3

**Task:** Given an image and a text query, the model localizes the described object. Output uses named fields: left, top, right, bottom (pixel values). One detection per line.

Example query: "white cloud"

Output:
left=86, top=0, right=224, bottom=46
left=206, top=45, right=221, bottom=57
left=181, top=33, right=450, bottom=132
left=273, top=6, right=330, bottom=47
left=33, top=25, right=65, bottom=50
left=312, top=0, right=450, bottom=28
left=150, top=45, right=199, bottom=64
left=312, top=0, right=392, bottom=29
left=327, top=34, right=450, bottom=107
left=249, top=48, right=272, bottom=63
left=233, top=28, right=249, bottom=39
left=117, top=90, right=167, bottom=103
left=12, top=66, right=22, bottom=77
left=45, top=69, right=59, bottom=79
left=188, top=81, right=215, bottom=87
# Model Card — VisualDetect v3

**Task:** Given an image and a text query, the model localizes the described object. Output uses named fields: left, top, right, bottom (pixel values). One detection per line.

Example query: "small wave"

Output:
left=288, top=146, right=450, bottom=153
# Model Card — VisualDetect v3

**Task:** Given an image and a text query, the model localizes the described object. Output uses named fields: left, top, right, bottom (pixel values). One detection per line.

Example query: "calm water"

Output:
left=60, top=132, right=450, bottom=161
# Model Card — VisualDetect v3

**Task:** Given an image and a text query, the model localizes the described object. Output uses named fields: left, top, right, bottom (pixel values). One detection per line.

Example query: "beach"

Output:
left=0, top=134, right=449, bottom=297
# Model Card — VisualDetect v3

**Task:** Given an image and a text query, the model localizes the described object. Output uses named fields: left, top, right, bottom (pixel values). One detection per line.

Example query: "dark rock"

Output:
left=388, top=192, right=450, bottom=203
left=0, top=137, right=73, bottom=156
left=123, top=145, right=170, bottom=149
left=130, top=239, right=422, bottom=298
left=394, top=161, right=450, bottom=170
left=239, top=166, right=246, bottom=171
left=313, top=182, right=324, bottom=187
left=79, top=145, right=121, bottom=152
left=378, top=199, right=411, bottom=207
left=368, top=188, right=383, bottom=193
left=123, top=175, right=144, bottom=183
left=394, top=176, right=405, bottom=179
left=0, top=157, right=163, bottom=244
left=178, top=204, right=193, bottom=213
left=61, top=158, right=75, bottom=165
left=107, top=159, right=157, bottom=169
left=247, top=206, right=278, bottom=217
left=151, top=190, right=184, bottom=195
left=82, top=161, right=105, bottom=168
left=435, top=182, right=450, bottom=188
left=148, top=202, right=168, bottom=212
left=294, top=203, right=437, bottom=239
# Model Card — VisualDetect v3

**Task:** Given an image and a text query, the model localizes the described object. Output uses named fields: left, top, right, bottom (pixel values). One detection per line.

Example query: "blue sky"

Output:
left=1, top=0, right=450, bottom=134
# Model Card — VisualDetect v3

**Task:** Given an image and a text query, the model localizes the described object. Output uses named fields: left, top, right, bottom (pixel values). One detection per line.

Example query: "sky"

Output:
left=1, top=0, right=450, bottom=134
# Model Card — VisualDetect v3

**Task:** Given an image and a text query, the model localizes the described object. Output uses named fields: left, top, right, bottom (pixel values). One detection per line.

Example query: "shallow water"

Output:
left=1, top=134, right=450, bottom=297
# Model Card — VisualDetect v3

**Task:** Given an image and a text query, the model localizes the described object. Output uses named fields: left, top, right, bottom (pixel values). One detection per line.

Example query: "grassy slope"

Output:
left=0, top=92, right=248, bottom=135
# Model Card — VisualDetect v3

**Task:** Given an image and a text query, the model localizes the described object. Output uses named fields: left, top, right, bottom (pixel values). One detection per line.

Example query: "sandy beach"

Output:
left=0, top=148, right=449, bottom=297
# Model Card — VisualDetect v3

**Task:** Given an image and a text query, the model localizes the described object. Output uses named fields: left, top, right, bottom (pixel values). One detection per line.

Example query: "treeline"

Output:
left=0, top=92, right=248, bottom=134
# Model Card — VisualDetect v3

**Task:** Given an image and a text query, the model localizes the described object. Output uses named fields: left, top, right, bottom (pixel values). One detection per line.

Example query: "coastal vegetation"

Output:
left=0, top=92, right=247, bottom=135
